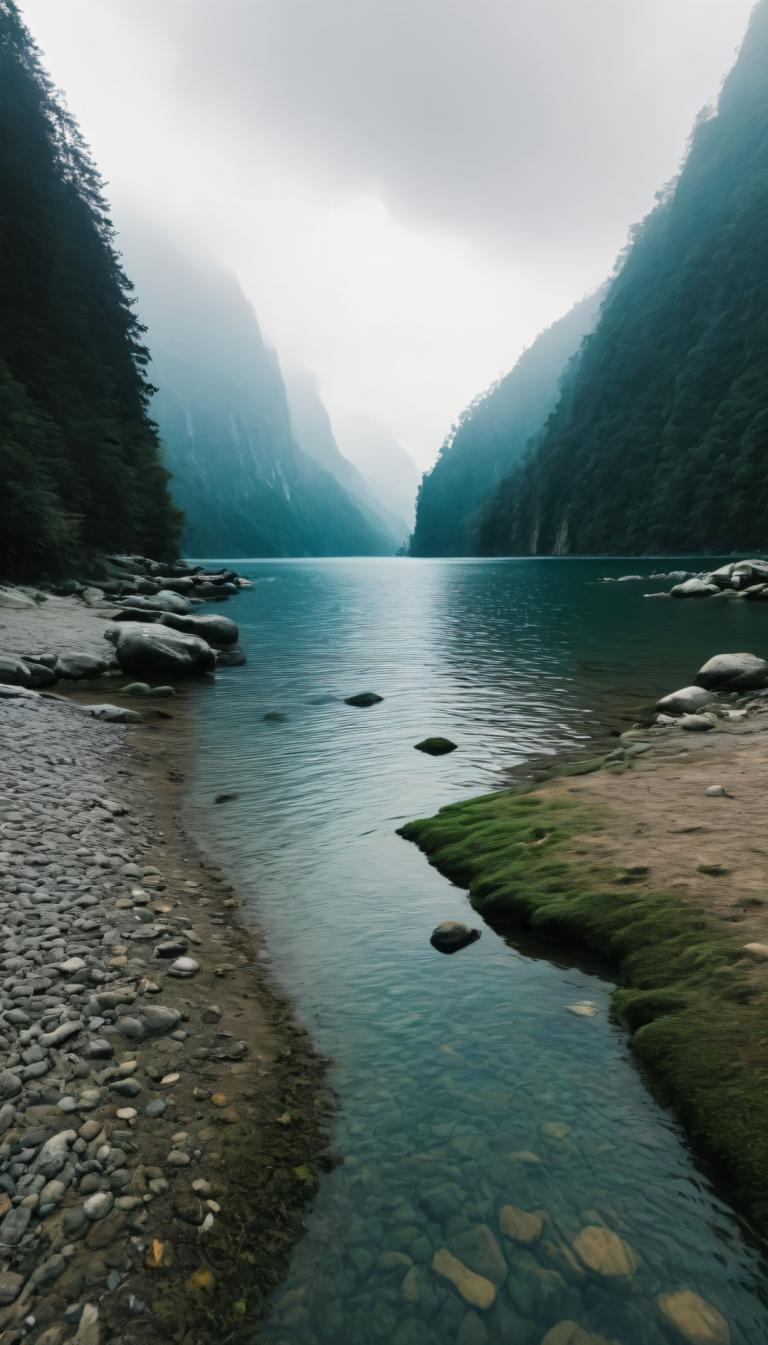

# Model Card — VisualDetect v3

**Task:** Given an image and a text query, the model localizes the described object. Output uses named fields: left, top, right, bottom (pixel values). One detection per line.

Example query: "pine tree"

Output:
left=0, top=0, right=181, bottom=577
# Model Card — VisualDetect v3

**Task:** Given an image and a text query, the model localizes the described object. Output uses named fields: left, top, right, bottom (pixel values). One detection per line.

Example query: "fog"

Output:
left=21, top=0, right=754, bottom=468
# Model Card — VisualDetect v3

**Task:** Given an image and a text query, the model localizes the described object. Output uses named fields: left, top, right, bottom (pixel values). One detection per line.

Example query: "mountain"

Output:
left=478, top=1, right=768, bottom=556
left=409, top=291, right=604, bottom=556
left=0, top=1, right=179, bottom=579
left=334, top=414, right=421, bottom=531
left=283, top=365, right=409, bottom=547
left=122, top=232, right=396, bottom=559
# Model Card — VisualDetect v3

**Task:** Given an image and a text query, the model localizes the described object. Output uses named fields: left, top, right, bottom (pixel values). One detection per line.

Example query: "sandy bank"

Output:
left=0, top=597, right=331, bottom=1345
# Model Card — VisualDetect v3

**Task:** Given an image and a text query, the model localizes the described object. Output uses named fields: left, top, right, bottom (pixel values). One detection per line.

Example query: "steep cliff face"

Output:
left=409, top=291, right=603, bottom=556
left=283, top=365, right=409, bottom=548
left=124, top=233, right=395, bottom=558
left=334, top=414, right=421, bottom=532
left=479, top=0, right=768, bottom=556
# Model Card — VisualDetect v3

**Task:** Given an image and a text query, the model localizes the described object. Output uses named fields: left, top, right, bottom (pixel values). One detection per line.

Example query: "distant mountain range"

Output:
left=334, top=413, right=421, bottom=532
left=123, top=230, right=402, bottom=558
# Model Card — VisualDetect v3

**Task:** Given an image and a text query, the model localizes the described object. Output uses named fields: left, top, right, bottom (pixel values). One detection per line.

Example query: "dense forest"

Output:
left=410, top=291, right=603, bottom=556
left=0, top=1, right=179, bottom=579
left=124, top=229, right=397, bottom=558
left=478, top=0, right=768, bottom=556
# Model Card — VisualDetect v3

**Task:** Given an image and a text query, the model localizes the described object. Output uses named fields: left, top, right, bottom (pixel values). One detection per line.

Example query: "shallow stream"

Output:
left=187, top=557, right=768, bottom=1344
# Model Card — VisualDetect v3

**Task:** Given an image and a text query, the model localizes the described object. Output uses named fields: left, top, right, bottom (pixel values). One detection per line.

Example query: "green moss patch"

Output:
left=399, top=788, right=768, bottom=1238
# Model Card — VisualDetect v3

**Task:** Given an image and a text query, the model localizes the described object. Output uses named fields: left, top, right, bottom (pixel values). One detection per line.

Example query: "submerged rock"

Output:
left=571, top=1225, right=638, bottom=1277
left=345, top=691, right=383, bottom=707
left=696, top=652, right=768, bottom=691
left=678, top=714, right=715, bottom=732
left=264, top=710, right=287, bottom=721
left=656, top=1289, right=730, bottom=1345
left=499, top=1204, right=544, bottom=1245
left=415, top=737, right=457, bottom=755
left=111, top=623, right=216, bottom=679
left=432, top=1248, right=496, bottom=1309
left=430, top=920, right=481, bottom=954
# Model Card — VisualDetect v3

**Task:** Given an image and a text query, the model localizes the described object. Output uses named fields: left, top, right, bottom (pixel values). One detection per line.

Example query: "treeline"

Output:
left=0, top=1, right=179, bottom=578
left=478, top=0, right=768, bottom=555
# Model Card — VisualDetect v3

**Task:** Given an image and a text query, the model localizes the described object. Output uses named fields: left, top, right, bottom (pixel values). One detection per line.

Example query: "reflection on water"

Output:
left=187, top=558, right=768, bottom=1344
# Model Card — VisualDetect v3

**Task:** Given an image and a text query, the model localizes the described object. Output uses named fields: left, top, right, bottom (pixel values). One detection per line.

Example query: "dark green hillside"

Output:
left=410, top=290, right=602, bottom=556
left=479, top=0, right=768, bottom=556
left=0, top=1, right=179, bottom=577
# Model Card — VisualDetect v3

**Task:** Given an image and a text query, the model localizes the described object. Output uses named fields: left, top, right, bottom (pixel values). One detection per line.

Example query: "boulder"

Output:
left=0, top=585, right=35, bottom=609
left=678, top=714, right=715, bottom=732
left=24, top=660, right=58, bottom=687
left=112, top=623, right=216, bottom=679
left=84, top=705, right=141, bottom=723
left=118, top=590, right=191, bottom=615
left=729, top=559, right=768, bottom=590
left=656, top=686, right=716, bottom=715
left=670, top=579, right=720, bottom=599
left=705, top=563, right=737, bottom=588
left=741, top=584, right=768, bottom=600
left=0, top=655, right=32, bottom=687
left=55, top=652, right=112, bottom=679
left=571, top=1225, right=638, bottom=1277
left=159, top=612, right=239, bottom=646
left=431, top=920, right=481, bottom=954
left=695, top=652, right=768, bottom=691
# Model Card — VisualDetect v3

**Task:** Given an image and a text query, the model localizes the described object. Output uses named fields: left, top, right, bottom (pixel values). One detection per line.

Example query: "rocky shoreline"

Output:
left=402, top=643, right=768, bottom=1300
left=0, top=566, right=332, bottom=1345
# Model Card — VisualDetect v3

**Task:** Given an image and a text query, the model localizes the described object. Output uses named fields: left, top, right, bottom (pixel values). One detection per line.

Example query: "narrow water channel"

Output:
left=188, top=557, right=768, bottom=1344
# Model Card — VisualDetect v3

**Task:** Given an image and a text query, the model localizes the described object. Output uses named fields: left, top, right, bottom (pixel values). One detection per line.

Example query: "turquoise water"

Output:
left=187, top=557, right=768, bottom=1344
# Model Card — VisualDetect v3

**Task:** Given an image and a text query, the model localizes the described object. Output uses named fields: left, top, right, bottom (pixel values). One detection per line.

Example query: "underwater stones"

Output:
left=541, top=1325, right=620, bottom=1345
left=415, top=737, right=458, bottom=756
left=571, top=1225, right=638, bottom=1278
left=566, top=1001, right=598, bottom=1018
left=448, top=1224, right=507, bottom=1287
left=430, top=921, right=481, bottom=954
left=432, top=1248, right=496, bottom=1310
left=656, top=686, right=717, bottom=715
left=656, top=1290, right=730, bottom=1345
left=499, top=1204, right=544, bottom=1245
left=695, top=652, right=768, bottom=691
left=263, top=710, right=287, bottom=721
left=344, top=691, right=383, bottom=707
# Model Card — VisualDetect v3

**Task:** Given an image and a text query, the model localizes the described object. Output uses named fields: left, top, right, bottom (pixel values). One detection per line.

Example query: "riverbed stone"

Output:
left=499, top=1204, right=544, bottom=1244
left=432, top=1248, right=496, bottom=1309
left=656, top=1290, right=730, bottom=1344
left=0, top=1270, right=25, bottom=1305
left=571, top=1225, right=638, bottom=1277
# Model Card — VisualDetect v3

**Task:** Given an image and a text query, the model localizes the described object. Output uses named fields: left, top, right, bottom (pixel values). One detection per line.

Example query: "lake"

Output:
left=187, top=556, right=768, bottom=1345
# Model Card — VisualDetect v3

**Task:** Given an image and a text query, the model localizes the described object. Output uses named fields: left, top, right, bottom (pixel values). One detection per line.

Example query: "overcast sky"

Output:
left=22, top=0, right=754, bottom=470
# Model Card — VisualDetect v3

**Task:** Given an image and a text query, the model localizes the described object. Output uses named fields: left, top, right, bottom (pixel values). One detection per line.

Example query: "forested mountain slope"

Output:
left=410, top=291, right=603, bottom=556
left=479, top=0, right=768, bottom=556
left=283, top=365, right=409, bottom=548
left=0, top=1, right=179, bottom=579
left=124, top=233, right=395, bottom=558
